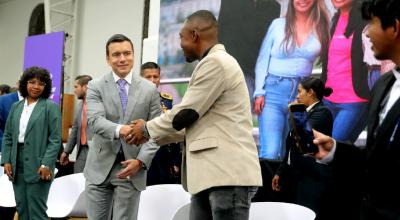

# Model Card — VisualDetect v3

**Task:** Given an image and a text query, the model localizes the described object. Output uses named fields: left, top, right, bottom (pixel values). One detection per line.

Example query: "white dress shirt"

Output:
left=18, top=99, right=38, bottom=143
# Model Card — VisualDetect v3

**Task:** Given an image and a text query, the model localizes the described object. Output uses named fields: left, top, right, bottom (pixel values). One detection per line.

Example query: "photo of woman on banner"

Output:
left=253, top=0, right=330, bottom=161
left=218, top=0, right=280, bottom=106
left=321, top=0, right=369, bottom=143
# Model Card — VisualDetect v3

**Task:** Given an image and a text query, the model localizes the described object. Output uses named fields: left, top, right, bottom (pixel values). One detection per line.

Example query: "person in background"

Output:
left=0, top=84, right=11, bottom=96
left=60, top=75, right=93, bottom=173
left=1, top=66, right=61, bottom=220
left=140, top=62, right=181, bottom=185
left=321, top=0, right=368, bottom=143
left=253, top=0, right=330, bottom=161
left=0, top=83, right=21, bottom=150
left=272, top=77, right=333, bottom=219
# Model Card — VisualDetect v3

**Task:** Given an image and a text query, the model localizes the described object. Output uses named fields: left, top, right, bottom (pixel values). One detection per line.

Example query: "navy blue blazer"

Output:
left=0, top=92, right=19, bottom=150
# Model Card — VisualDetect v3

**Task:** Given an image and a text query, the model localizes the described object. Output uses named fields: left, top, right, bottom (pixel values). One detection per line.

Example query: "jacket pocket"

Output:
left=189, top=137, right=218, bottom=152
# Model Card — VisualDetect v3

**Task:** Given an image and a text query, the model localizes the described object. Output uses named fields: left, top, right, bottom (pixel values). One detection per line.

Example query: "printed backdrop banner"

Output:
left=23, top=31, right=65, bottom=105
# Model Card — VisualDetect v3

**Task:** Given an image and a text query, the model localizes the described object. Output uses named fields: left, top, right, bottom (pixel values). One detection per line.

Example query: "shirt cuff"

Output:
left=137, top=159, right=147, bottom=170
left=115, top=125, right=122, bottom=138
left=142, top=123, right=150, bottom=139
left=317, top=139, right=336, bottom=164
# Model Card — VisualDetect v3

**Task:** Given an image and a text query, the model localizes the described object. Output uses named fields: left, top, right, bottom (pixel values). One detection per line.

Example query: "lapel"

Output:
left=124, top=74, right=140, bottom=123
left=367, top=72, right=397, bottom=156
left=367, top=73, right=396, bottom=140
left=105, top=72, right=124, bottom=119
left=13, top=101, right=24, bottom=139
left=376, top=97, right=400, bottom=142
left=25, top=99, right=45, bottom=136
left=76, top=101, right=84, bottom=139
left=307, top=102, right=321, bottom=116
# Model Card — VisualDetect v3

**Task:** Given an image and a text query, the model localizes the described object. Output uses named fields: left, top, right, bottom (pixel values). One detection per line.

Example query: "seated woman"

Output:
left=271, top=77, right=333, bottom=217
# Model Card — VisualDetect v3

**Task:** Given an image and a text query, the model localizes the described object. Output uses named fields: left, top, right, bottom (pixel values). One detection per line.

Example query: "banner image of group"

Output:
left=158, top=0, right=282, bottom=112
left=158, top=0, right=379, bottom=161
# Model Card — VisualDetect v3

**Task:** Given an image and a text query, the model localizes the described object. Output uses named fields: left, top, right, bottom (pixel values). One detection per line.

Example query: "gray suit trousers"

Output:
left=85, top=161, right=140, bottom=220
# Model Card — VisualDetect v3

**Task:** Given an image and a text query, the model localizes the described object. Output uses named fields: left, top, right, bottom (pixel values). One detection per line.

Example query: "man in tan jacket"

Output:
left=128, top=10, right=262, bottom=220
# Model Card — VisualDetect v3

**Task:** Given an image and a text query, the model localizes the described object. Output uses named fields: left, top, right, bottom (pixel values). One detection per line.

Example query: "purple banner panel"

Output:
left=23, top=32, right=64, bottom=105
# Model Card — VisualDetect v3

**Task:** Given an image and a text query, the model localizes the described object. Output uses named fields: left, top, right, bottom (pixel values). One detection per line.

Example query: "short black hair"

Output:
left=300, top=77, right=332, bottom=101
left=187, top=10, right=218, bottom=28
left=0, top=84, right=11, bottom=94
left=19, top=66, right=52, bottom=99
left=362, top=0, right=400, bottom=30
left=140, top=62, right=160, bottom=76
left=106, top=34, right=134, bottom=57
left=75, top=75, right=92, bottom=86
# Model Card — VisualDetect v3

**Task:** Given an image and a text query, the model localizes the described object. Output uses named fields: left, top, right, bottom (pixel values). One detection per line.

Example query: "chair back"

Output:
left=137, top=184, right=191, bottom=220
left=172, top=203, right=190, bottom=220
left=46, top=173, right=86, bottom=217
left=250, top=202, right=316, bottom=220
left=0, top=174, right=16, bottom=207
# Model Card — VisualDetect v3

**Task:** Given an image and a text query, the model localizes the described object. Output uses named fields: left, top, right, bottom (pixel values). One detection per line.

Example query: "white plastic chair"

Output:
left=172, top=203, right=190, bottom=220
left=46, top=173, right=87, bottom=217
left=137, top=184, right=191, bottom=220
left=0, top=173, right=16, bottom=207
left=250, top=202, right=316, bottom=220
left=172, top=202, right=316, bottom=220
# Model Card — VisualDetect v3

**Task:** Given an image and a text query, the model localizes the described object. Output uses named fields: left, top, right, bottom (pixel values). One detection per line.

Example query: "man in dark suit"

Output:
left=314, top=1, right=400, bottom=219
left=60, top=75, right=93, bottom=173
left=0, top=90, right=19, bottom=220
left=0, top=92, right=19, bottom=149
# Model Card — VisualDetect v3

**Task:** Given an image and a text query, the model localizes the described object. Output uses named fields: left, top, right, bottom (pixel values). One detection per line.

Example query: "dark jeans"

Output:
left=190, top=186, right=258, bottom=220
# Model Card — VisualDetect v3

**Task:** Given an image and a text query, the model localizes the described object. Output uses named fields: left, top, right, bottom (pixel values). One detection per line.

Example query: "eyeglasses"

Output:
left=27, top=80, right=46, bottom=87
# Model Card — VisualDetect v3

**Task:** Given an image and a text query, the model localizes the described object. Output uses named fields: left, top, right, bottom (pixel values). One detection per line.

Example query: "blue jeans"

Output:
left=258, top=74, right=302, bottom=160
left=323, top=100, right=368, bottom=143
left=189, top=186, right=258, bottom=220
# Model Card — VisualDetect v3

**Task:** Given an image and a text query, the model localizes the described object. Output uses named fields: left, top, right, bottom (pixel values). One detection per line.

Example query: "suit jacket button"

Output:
left=25, top=158, right=29, bottom=161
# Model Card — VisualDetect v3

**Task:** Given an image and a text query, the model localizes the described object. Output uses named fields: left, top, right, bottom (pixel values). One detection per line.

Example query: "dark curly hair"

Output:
left=19, top=66, right=52, bottom=99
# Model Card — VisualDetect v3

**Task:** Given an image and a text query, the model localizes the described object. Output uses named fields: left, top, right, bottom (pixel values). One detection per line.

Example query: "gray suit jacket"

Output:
left=64, top=100, right=93, bottom=155
left=84, top=72, right=162, bottom=191
left=147, top=44, right=262, bottom=194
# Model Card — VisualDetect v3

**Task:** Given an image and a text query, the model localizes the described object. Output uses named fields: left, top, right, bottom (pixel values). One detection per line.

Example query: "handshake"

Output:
left=121, top=119, right=149, bottom=146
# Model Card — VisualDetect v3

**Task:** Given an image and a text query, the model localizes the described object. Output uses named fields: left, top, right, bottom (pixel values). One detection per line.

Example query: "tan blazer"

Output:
left=147, top=44, right=262, bottom=194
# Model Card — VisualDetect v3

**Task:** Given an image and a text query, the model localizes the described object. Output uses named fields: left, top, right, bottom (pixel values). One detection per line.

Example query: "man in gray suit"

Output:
left=84, top=34, right=162, bottom=220
left=60, top=75, right=92, bottom=173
